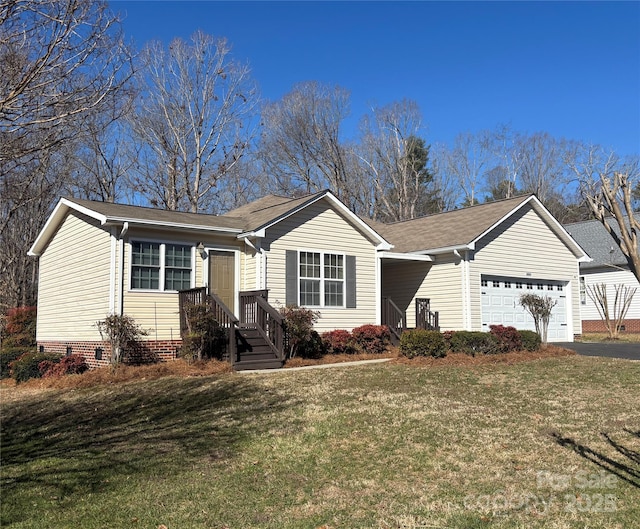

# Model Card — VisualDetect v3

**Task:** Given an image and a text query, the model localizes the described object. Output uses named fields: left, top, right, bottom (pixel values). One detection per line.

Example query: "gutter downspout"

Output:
left=118, top=222, right=129, bottom=316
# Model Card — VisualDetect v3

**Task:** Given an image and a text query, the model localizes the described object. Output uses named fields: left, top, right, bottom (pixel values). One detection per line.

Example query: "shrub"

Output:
left=519, top=330, right=542, bottom=351
left=1, top=347, right=33, bottom=379
left=2, top=306, right=37, bottom=346
left=10, top=352, right=61, bottom=383
left=96, top=314, right=148, bottom=365
left=448, top=331, right=500, bottom=356
left=280, top=306, right=320, bottom=358
left=39, top=354, right=89, bottom=378
left=180, top=304, right=225, bottom=361
left=351, top=324, right=391, bottom=354
left=322, top=329, right=356, bottom=355
left=489, top=325, right=522, bottom=353
left=296, top=330, right=327, bottom=359
left=400, top=330, right=446, bottom=358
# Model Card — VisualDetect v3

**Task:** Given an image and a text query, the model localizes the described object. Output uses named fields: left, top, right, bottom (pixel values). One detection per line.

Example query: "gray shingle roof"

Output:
left=375, top=195, right=532, bottom=253
left=564, top=217, right=629, bottom=270
left=65, top=197, right=244, bottom=230
left=221, top=192, right=326, bottom=231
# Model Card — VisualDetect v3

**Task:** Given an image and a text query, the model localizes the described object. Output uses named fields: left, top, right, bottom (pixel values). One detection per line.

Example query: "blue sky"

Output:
left=112, top=1, right=640, bottom=157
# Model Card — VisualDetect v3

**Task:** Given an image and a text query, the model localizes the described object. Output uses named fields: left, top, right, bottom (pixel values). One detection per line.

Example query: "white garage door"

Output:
left=481, top=275, right=568, bottom=341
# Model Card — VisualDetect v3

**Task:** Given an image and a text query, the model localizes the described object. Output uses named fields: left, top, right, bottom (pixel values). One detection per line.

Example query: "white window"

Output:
left=131, top=241, right=193, bottom=291
left=299, top=251, right=344, bottom=307
left=579, top=277, right=586, bottom=305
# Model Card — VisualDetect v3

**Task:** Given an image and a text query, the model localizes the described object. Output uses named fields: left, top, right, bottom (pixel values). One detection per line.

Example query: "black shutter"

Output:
left=285, top=250, right=298, bottom=306
left=346, top=255, right=356, bottom=308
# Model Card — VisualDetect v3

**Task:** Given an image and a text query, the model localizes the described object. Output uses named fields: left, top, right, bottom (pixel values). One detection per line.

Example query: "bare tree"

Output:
left=582, top=169, right=640, bottom=283
left=0, top=0, right=132, bottom=309
left=441, top=131, right=493, bottom=206
left=66, top=88, right=137, bottom=203
left=356, top=99, right=433, bottom=221
left=130, top=32, right=258, bottom=213
left=586, top=283, right=637, bottom=339
left=428, top=142, right=463, bottom=213
left=258, top=81, right=351, bottom=202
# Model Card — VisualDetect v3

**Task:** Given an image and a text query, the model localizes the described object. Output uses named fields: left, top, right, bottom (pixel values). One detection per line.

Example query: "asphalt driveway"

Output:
left=554, top=341, right=640, bottom=361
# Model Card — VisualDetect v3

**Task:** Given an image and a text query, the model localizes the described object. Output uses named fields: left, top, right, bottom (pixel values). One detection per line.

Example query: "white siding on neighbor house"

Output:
left=263, top=201, right=379, bottom=332
left=470, top=205, right=582, bottom=337
left=581, top=268, right=640, bottom=320
left=122, top=228, right=239, bottom=341
left=37, top=212, right=112, bottom=341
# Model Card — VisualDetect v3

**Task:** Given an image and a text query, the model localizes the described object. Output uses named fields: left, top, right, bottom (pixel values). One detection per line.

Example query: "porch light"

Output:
left=196, top=242, right=207, bottom=259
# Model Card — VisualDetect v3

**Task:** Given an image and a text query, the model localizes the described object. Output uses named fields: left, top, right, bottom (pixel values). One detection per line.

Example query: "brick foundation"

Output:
left=38, top=340, right=182, bottom=369
left=581, top=319, right=640, bottom=334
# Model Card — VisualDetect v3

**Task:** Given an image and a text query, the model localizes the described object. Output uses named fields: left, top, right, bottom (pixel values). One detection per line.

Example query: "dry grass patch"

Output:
left=2, top=355, right=638, bottom=529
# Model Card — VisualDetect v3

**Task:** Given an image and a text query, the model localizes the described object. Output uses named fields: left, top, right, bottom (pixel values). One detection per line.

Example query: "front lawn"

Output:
left=1, top=355, right=638, bottom=528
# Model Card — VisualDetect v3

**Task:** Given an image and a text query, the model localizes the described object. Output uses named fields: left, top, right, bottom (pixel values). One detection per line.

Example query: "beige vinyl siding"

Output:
left=242, top=242, right=257, bottom=291
left=37, top=212, right=112, bottom=341
left=264, top=201, right=378, bottom=332
left=383, top=256, right=464, bottom=330
left=421, top=255, right=466, bottom=330
left=122, top=228, right=239, bottom=340
left=470, top=204, right=581, bottom=334
left=581, top=268, right=640, bottom=320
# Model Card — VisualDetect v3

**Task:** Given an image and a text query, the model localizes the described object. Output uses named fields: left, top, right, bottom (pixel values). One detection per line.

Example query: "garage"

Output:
left=480, top=275, right=569, bottom=341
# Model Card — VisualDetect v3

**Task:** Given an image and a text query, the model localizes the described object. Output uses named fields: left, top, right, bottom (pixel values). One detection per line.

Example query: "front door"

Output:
left=208, top=250, right=235, bottom=313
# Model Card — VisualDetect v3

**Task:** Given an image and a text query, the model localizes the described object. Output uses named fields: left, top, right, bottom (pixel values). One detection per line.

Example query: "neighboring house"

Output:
left=28, top=191, right=589, bottom=369
left=565, top=218, right=640, bottom=333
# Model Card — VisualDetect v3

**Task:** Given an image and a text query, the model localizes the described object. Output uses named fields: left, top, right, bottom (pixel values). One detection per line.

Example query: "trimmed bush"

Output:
left=448, top=331, right=500, bottom=356
left=322, top=329, right=356, bottom=355
left=296, top=330, right=327, bottom=359
left=400, top=330, right=446, bottom=358
left=39, top=354, right=89, bottom=378
left=520, top=330, right=542, bottom=351
left=351, top=324, right=391, bottom=354
left=10, top=352, right=62, bottom=383
left=489, top=325, right=522, bottom=353
left=1, top=347, right=32, bottom=379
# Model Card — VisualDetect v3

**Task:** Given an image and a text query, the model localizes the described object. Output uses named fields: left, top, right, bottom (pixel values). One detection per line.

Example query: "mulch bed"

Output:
left=283, top=345, right=577, bottom=369
left=391, top=345, right=576, bottom=367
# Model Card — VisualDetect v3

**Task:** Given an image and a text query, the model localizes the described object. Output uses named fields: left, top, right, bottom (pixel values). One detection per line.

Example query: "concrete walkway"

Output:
left=237, top=357, right=392, bottom=374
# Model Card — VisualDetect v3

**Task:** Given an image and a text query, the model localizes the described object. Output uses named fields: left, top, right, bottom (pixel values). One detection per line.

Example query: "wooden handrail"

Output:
left=178, top=287, right=238, bottom=366
left=382, top=297, right=405, bottom=342
left=416, top=298, right=439, bottom=331
left=239, top=290, right=285, bottom=360
left=255, top=295, right=284, bottom=359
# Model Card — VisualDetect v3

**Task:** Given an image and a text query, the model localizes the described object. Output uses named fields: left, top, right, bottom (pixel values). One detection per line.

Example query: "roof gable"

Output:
left=224, top=190, right=393, bottom=249
left=28, top=198, right=244, bottom=256
left=377, top=195, right=588, bottom=259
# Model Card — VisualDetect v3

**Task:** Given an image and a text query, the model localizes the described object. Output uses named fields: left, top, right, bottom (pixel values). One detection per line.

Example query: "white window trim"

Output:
left=298, top=249, right=346, bottom=309
left=128, top=239, right=196, bottom=293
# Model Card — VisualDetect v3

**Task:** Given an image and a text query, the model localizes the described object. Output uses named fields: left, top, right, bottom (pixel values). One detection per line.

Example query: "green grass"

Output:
left=2, top=356, right=639, bottom=528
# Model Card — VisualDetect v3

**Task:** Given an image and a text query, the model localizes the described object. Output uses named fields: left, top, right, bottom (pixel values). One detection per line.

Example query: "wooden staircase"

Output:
left=179, top=288, right=285, bottom=371
left=234, top=326, right=284, bottom=370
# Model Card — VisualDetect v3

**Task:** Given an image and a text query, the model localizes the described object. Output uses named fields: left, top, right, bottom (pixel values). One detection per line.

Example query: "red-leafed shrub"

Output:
left=489, top=325, right=523, bottom=353
left=322, top=329, right=356, bottom=355
left=39, top=354, right=89, bottom=378
left=351, top=324, right=391, bottom=354
left=2, top=306, right=37, bottom=348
